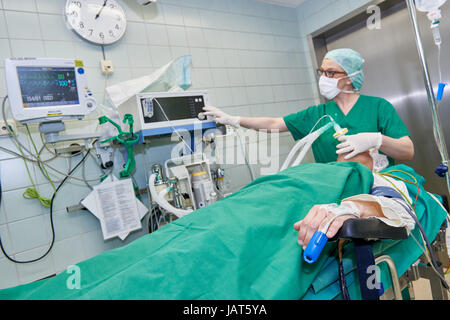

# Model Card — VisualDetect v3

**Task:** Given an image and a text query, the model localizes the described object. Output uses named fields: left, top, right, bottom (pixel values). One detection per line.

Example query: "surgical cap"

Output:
left=324, top=48, right=365, bottom=91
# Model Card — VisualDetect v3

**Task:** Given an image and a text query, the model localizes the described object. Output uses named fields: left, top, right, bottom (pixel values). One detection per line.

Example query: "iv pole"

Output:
left=406, top=0, right=450, bottom=197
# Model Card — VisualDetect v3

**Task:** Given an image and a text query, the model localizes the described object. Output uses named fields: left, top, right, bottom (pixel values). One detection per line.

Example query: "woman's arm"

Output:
left=239, top=117, right=289, bottom=132
left=202, top=106, right=289, bottom=132
left=380, top=135, right=414, bottom=161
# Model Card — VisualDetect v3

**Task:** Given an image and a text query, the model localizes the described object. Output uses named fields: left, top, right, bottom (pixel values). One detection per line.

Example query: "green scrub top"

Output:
left=283, top=95, right=410, bottom=166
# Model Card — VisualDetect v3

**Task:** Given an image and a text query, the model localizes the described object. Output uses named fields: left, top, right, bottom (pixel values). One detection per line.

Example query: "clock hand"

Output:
left=95, top=0, right=108, bottom=20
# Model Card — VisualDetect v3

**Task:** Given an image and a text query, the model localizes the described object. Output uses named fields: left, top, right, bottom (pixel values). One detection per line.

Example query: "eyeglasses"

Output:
left=317, top=69, right=347, bottom=78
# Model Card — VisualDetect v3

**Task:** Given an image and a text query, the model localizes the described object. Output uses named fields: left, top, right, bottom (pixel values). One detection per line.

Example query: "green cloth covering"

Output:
left=0, top=162, right=374, bottom=300
left=0, top=162, right=445, bottom=300
left=283, top=95, right=410, bottom=166
left=303, top=164, right=448, bottom=300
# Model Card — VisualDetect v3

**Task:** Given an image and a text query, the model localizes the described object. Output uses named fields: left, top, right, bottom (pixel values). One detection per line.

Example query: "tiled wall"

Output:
left=295, top=0, right=374, bottom=104
left=0, top=0, right=318, bottom=289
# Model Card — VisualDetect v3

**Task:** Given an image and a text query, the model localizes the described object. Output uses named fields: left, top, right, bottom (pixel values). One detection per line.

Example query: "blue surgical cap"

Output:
left=324, top=48, right=365, bottom=91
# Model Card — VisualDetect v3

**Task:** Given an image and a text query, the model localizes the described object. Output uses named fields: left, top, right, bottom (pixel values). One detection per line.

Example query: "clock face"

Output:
left=65, top=0, right=127, bottom=45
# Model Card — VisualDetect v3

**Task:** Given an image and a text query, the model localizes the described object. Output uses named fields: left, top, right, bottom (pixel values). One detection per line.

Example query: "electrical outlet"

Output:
left=0, top=119, right=17, bottom=137
left=100, top=59, right=114, bottom=75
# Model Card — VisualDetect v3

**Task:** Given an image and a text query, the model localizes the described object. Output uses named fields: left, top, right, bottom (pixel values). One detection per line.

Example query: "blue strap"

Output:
left=370, top=186, right=414, bottom=216
left=354, top=241, right=381, bottom=300
left=370, top=186, right=404, bottom=200
left=349, top=186, right=406, bottom=300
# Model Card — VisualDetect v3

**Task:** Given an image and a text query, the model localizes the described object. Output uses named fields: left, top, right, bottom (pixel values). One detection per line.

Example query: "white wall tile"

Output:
left=38, top=13, right=71, bottom=41
left=170, top=46, right=190, bottom=60
left=0, top=10, right=7, bottom=38
left=127, top=44, right=153, bottom=68
left=191, top=68, right=213, bottom=88
left=35, top=0, right=65, bottom=14
left=203, top=29, right=223, bottom=48
left=8, top=214, right=51, bottom=253
left=73, top=39, right=103, bottom=67
left=0, top=256, right=19, bottom=289
left=185, top=27, right=206, bottom=48
left=0, top=68, right=5, bottom=98
left=9, top=39, right=45, bottom=58
left=16, top=245, right=55, bottom=284
left=166, top=25, right=188, bottom=47
left=2, top=0, right=36, bottom=12
left=207, top=48, right=226, bottom=68
left=52, top=235, right=86, bottom=273
left=227, top=69, right=245, bottom=87
left=0, top=38, right=11, bottom=61
left=0, top=157, right=36, bottom=191
left=146, top=23, right=169, bottom=46
left=103, top=41, right=131, bottom=67
left=163, top=4, right=184, bottom=26
left=149, top=45, right=173, bottom=67
left=123, top=21, right=148, bottom=45
left=211, top=68, right=230, bottom=88
left=44, top=41, right=76, bottom=59
left=4, top=11, right=41, bottom=40
left=222, top=50, right=240, bottom=68
left=0, top=224, right=13, bottom=254
left=190, top=47, right=210, bottom=68
left=182, top=6, right=202, bottom=27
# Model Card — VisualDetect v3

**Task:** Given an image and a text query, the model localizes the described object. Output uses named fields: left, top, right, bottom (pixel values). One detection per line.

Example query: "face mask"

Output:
left=319, top=71, right=361, bottom=100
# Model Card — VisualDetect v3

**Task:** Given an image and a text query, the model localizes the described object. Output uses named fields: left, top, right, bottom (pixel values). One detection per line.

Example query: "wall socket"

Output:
left=100, top=59, right=114, bottom=75
left=0, top=119, right=17, bottom=137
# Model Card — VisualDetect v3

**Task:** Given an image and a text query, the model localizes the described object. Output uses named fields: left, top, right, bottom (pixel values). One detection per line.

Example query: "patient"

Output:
left=294, top=150, right=415, bottom=250
left=0, top=145, right=444, bottom=300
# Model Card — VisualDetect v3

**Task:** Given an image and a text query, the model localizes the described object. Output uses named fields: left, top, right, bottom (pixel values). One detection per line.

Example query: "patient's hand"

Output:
left=293, top=204, right=356, bottom=250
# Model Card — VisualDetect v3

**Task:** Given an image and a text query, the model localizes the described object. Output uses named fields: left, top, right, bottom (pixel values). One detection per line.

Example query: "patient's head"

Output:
left=337, top=151, right=374, bottom=171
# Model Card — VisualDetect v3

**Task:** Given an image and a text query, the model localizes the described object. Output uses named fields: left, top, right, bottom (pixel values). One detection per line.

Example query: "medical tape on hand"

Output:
left=319, top=202, right=361, bottom=234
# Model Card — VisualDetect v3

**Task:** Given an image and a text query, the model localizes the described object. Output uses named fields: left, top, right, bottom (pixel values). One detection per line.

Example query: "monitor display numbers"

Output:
left=17, top=67, right=80, bottom=108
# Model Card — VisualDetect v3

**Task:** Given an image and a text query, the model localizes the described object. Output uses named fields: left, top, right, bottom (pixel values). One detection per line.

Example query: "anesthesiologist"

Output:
left=203, top=48, right=414, bottom=165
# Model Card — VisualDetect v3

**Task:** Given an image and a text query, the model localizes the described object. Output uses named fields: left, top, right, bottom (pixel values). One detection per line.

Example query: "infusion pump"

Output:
left=117, top=91, right=217, bottom=140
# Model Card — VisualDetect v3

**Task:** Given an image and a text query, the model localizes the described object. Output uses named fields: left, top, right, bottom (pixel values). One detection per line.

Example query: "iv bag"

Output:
left=416, top=0, right=447, bottom=13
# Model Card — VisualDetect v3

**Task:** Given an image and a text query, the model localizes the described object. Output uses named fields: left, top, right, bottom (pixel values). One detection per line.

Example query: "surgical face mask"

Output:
left=319, top=71, right=362, bottom=100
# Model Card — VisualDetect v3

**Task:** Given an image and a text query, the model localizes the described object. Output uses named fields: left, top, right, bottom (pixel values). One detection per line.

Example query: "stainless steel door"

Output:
left=317, top=1, right=450, bottom=195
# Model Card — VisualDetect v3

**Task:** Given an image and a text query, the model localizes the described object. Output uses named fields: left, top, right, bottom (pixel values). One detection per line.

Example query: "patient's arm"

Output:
left=293, top=200, right=387, bottom=250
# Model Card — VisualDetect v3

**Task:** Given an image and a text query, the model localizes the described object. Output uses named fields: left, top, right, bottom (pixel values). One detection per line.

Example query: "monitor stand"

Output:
left=39, top=120, right=101, bottom=145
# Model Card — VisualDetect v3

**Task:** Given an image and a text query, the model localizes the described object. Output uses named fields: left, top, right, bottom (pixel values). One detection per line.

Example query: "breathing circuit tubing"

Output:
left=280, top=115, right=347, bottom=171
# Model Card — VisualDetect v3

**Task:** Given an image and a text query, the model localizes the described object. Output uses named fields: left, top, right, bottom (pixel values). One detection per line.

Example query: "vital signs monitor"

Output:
left=4, top=58, right=96, bottom=123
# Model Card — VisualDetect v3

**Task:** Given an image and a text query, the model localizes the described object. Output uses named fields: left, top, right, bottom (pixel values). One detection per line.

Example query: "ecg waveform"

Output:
left=17, top=67, right=80, bottom=108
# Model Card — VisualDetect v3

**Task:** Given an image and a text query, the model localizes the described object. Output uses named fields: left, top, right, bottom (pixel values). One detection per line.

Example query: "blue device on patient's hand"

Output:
left=303, top=231, right=329, bottom=264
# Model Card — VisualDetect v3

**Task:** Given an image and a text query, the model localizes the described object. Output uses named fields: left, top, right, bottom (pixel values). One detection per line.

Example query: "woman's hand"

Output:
left=293, top=204, right=358, bottom=249
left=202, top=106, right=241, bottom=128
left=336, top=132, right=382, bottom=159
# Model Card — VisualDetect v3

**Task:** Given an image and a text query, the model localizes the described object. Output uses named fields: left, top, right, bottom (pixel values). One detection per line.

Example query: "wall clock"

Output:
left=65, top=0, right=127, bottom=45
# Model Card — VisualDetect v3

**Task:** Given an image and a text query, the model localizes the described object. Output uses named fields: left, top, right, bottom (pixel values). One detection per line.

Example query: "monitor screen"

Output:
left=141, top=96, right=206, bottom=124
left=17, top=66, right=80, bottom=108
